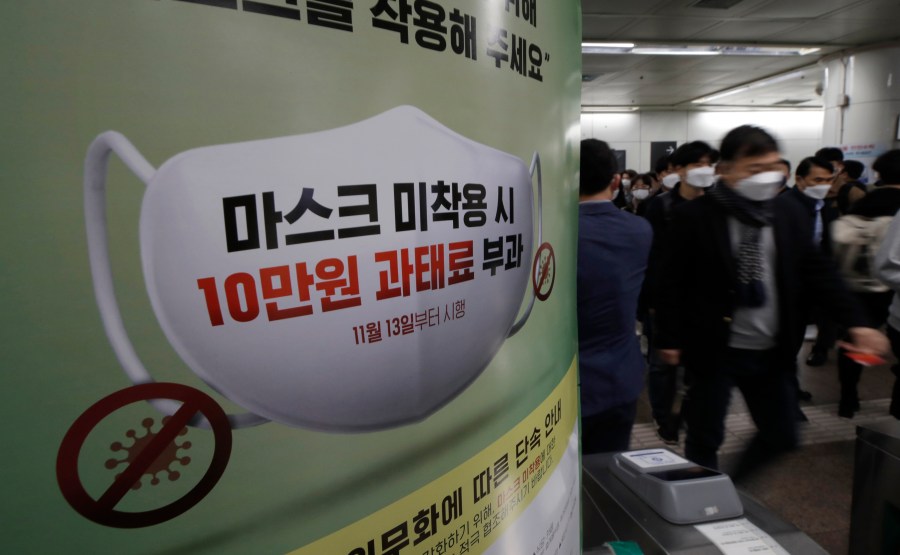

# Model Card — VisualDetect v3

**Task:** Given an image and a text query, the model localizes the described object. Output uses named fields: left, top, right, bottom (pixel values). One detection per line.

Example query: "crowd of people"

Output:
left=577, top=125, right=900, bottom=482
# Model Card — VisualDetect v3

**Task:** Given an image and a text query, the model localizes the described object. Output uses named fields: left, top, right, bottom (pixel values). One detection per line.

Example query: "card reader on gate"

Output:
left=609, top=449, right=743, bottom=525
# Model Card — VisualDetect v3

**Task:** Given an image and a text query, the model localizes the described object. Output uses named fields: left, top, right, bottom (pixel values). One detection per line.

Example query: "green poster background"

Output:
left=1, top=1, right=581, bottom=552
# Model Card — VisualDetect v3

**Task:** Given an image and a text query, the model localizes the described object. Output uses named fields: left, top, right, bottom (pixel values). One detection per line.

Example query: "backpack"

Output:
left=830, top=215, right=894, bottom=293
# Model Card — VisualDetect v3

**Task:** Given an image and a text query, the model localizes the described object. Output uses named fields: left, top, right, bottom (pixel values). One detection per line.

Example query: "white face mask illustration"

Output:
left=84, top=106, right=541, bottom=431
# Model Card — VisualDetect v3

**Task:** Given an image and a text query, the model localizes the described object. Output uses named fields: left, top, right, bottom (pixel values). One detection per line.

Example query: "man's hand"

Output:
left=839, top=327, right=890, bottom=355
left=658, top=349, right=681, bottom=365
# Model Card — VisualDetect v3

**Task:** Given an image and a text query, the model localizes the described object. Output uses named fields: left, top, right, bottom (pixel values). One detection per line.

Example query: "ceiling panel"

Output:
left=581, top=92, right=637, bottom=106
left=610, top=17, right=722, bottom=41
left=779, top=17, right=884, bottom=43
left=581, top=83, right=641, bottom=96
left=581, top=0, right=668, bottom=16
left=582, top=15, right=639, bottom=39
left=833, top=0, right=900, bottom=19
left=630, top=56, right=709, bottom=71
left=652, top=0, right=772, bottom=17
left=579, top=0, right=899, bottom=109
left=687, top=56, right=813, bottom=71
left=748, top=0, right=870, bottom=19
left=826, top=29, right=900, bottom=46
left=687, top=20, right=806, bottom=41
left=606, top=70, right=683, bottom=85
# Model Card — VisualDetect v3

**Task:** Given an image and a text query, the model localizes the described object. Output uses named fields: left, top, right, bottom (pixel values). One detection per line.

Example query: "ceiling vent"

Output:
left=773, top=99, right=812, bottom=105
left=692, top=0, right=744, bottom=9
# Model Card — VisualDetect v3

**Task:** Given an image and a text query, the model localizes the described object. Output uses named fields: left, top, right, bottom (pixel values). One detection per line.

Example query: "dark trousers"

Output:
left=837, top=291, right=893, bottom=409
left=683, top=348, right=798, bottom=482
left=581, top=401, right=638, bottom=455
left=810, top=306, right=837, bottom=355
left=644, top=315, right=682, bottom=426
left=887, top=326, right=900, bottom=418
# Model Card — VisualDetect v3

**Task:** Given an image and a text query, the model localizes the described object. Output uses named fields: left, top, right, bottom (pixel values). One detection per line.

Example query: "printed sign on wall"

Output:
left=3, top=1, right=582, bottom=553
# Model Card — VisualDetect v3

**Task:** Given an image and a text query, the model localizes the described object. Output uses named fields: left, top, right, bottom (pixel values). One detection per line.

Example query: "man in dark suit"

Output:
left=578, top=139, right=653, bottom=454
left=777, top=156, right=840, bottom=371
left=655, top=126, right=887, bottom=481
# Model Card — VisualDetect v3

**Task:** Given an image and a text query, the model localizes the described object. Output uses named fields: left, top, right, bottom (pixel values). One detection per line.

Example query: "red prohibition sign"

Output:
left=56, top=383, right=232, bottom=528
left=532, top=242, right=556, bottom=302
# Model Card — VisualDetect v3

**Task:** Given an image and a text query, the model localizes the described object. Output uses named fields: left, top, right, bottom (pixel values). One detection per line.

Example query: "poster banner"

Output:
left=840, top=142, right=888, bottom=184
left=2, top=1, right=582, bottom=553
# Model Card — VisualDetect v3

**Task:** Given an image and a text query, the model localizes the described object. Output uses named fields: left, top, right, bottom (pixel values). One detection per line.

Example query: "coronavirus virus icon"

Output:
left=105, top=416, right=192, bottom=489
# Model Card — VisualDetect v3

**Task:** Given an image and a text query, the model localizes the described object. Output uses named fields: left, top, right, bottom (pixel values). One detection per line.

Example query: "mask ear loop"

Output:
left=84, top=131, right=268, bottom=429
left=508, top=151, right=542, bottom=337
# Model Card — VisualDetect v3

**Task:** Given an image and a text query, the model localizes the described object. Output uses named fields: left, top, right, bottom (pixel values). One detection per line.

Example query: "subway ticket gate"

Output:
left=582, top=452, right=829, bottom=554
left=850, top=419, right=900, bottom=554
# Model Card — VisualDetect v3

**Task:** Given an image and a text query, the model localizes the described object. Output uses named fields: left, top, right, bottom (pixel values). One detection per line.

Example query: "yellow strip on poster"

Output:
left=290, top=359, right=578, bottom=555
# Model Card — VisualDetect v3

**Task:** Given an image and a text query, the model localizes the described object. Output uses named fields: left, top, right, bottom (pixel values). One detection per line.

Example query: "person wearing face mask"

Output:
left=775, top=158, right=792, bottom=195
left=577, top=139, right=653, bottom=454
left=835, top=159, right=868, bottom=214
left=650, top=156, right=671, bottom=200
left=816, top=146, right=845, bottom=209
left=775, top=157, right=840, bottom=407
left=834, top=150, right=900, bottom=418
left=612, top=169, right=635, bottom=210
left=621, top=169, right=637, bottom=194
left=626, top=173, right=653, bottom=217
left=641, top=141, right=718, bottom=444
left=654, top=125, right=887, bottom=482
left=873, top=151, right=900, bottom=421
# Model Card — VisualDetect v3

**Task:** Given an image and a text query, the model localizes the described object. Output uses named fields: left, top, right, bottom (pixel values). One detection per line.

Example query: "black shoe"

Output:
left=797, top=389, right=813, bottom=402
left=838, top=400, right=859, bottom=419
left=806, top=350, right=827, bottom=367
left=655, top=420, right=679, bottom=445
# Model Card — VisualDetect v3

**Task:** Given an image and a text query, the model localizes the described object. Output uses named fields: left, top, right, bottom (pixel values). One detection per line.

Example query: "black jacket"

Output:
left=774, top=187, right=838, bottom=255
left=848, top=186, right=900, bottom=218
left=655, top=193, right=866, bottom=375
left=641, top=184, right=689, bottom=309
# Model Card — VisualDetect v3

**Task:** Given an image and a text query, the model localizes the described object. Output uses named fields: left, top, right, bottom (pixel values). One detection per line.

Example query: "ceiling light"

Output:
left=581, top=106, right=639, bottom=113
left=632, top=47, right=721, bottom=56
left=693, top=87, right=751, bottom=103
left=581, top=42, right=635, bottom=54
left=692, top=69, right=810, bottom=104
left=581, top=42, right=822, bottom=57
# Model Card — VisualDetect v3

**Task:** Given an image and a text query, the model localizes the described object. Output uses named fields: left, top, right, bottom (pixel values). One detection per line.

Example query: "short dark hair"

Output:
left=580, top=139, right=617, bottom=196
left=623, top=169, right=638, bottom=180
left=654, top=154, right=671, bottom=174
left=670, top=141, right=715, bottom=168
left=796, top=156, right=834, bottom=178
left=815, top=147, right=844, bottom=163
left=777, top=158, right=792, bottom=173
left=635, top=173, right=654, bottom=187
left=719, top=125, right=779, bottom=162
left=873, top=149, right=900, bottom=185
left=843, top=159, right=865, bottom=180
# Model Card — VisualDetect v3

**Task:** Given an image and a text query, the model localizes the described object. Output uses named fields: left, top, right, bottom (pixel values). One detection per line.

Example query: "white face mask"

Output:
left=82, top=106, right=540, bottom=431
left=733, top=171, right=784, bottom=202
left=802, top=183, right=832, bottom=200
left=621, top=179, right=631, bottom=189
left=685, top=166, right=716, bottom=189
left=632, top=189, right=650, bottom=200
left=662, top=173, right=680, bottom=189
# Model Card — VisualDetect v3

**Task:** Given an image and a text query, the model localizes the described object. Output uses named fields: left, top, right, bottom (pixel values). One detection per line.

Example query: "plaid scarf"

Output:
left=707, top=185, right=772, bottom=308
